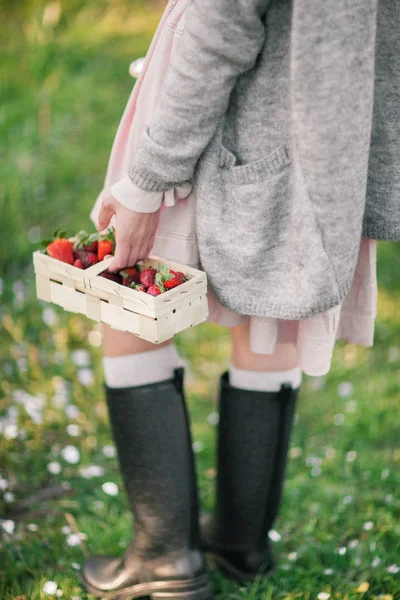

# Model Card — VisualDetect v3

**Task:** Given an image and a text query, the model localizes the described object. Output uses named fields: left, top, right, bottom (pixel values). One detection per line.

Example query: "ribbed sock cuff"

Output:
left=229, top=363, right=302, bottom=392
left=103, top=345, right=183, bottom=388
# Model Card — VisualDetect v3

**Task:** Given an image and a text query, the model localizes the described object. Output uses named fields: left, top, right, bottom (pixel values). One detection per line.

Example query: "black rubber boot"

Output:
left=81, top=368, right=211, bottom=600
left=202, top=371, right=299, bottom=582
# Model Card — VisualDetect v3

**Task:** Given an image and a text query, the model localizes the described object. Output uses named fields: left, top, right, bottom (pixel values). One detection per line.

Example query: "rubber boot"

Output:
left=81, top=368, right=212, bottom=600
left=202, top=371, right=299, bottom=582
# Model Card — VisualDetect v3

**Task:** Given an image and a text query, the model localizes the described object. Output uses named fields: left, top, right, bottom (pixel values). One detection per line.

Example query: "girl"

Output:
left=81, top=1, right=399, bottom=598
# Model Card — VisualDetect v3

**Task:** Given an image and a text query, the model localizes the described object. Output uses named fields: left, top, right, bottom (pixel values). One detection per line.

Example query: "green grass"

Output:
left=1, top=2, right=400, bottom=599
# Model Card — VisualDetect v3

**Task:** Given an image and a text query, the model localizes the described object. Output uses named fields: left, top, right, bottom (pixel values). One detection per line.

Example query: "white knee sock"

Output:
left=229, top=362, right=302, bottom=392
left=103, top=345, right=183, bottom=388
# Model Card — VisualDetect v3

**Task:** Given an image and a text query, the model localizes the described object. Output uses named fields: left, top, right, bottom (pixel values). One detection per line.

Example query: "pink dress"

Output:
left=90, top=0, right=378, bottom=377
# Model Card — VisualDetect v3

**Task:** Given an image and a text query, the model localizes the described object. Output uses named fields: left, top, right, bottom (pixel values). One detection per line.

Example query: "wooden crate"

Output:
left=33, top=252, right=208, bottom=343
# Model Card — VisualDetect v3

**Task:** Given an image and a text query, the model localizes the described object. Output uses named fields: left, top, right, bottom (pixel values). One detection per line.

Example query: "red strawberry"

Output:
left=74, top=250, right=99, bottom=269
left=146, top=284, right=163, bottom=296
left=100, top=271, right=123, bottom=284
left=164, top=276, right=184, bottom=290
left=84, top=239, right=98, bottom=253
left=140, top=267, right=156, bottom=288
left=120, top=266, right=140, bottom=287
left=74, top=259, right=84, bottom=269
left=98, top=239, right=114, bottom=261
left=170, top=270, right=186, bottom=281
left=47, top=239, right=74, bottom=265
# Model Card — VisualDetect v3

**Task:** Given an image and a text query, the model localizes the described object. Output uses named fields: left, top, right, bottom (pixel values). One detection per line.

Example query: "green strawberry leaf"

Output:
left=155, top=272, right=164, bottom=287
left=40, top=239, right=51, bottom=248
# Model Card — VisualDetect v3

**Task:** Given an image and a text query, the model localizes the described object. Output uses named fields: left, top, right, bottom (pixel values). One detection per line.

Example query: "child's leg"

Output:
left=82, top=324, right=210, bottom=598
left=203, top=322, right=301, bottom=582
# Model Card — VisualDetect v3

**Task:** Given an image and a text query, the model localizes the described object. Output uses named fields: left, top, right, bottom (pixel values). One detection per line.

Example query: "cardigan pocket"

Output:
left=218, top=143, right=292, bottom=269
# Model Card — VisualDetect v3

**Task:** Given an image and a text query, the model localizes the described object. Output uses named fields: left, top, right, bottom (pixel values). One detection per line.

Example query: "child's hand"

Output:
left=97, top=192, right=161, bottom=271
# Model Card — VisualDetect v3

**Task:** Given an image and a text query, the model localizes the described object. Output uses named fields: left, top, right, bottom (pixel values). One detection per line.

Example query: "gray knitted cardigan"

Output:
left=128, top=0, right=400, bottom=320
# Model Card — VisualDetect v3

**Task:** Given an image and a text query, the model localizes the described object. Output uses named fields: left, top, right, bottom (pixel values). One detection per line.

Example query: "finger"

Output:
left=97, top=198, right=115, bottom=232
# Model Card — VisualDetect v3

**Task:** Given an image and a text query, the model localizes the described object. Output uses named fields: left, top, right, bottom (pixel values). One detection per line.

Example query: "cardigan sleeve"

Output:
left=127, top=0, right=271, bottom=192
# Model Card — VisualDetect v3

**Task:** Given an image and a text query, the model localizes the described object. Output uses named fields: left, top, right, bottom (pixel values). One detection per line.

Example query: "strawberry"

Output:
left=164, top=276, right=185, bottom=290
left=120, top=266, right=140, bottom=287
left=98, top=239, right=114, bottom=260
left=98, top=229, right=115, bottom=260
left=47, top=238, right=74, bottom=265
left=170, top=270, right=186, bottom=281
left=140, top=267, right=156, bottom=288
left=74, top=250, right=99, bottom=269
left=100, top=271, right=123, bottom=284
left=74, top=259, right=84, bottom=269
left=130, top=283, right=146, bottom=292
left=146, top=284, right=163, bottom=296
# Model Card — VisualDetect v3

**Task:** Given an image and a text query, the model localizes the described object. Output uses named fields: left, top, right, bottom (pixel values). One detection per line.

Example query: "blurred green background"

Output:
left=1, top=1, right=400, bottom=599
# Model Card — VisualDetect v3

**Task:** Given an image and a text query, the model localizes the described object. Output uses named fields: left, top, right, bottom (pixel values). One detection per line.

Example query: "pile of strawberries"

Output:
left=43, top=228, right=187, bottom=296
left=44, top=228, right=115, bottom=268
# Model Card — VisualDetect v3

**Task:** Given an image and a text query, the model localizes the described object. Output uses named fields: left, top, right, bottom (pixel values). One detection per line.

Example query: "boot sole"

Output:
left=206, top=551, right=275, bottom=583
left=81, top=572, right=212, bottom=600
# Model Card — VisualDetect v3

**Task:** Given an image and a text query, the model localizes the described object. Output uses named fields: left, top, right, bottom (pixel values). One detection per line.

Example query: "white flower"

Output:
left=1, top=519, right=15, bottom=535
left=4, top=492, right=15, bottom=503
left=192, top=441, right=204, bottom=453
left=102, top=445, right=116, bottom=458
left=42, top=307, right=57, bottom=326
left=346, top=451, right=357, bottom=462
left=348, top=539, right=359, bottom=549
left=71, top=350, right=90, bottom=367
left=0, top=476, right=8, bottom=491
left=61, top=526, right=71, bottom=535
left=333, top=413, right=345, bottom=426
left=343, top=495, right=353, bottom=505
left=61, top=445, right=80, bottom=465
left=65, top=405, right=80, bottom=419
left=288, top=552, right=297, bottom=561
left=338, top=547, right=347, bottom=555
left=323, top=568, right=334, bottom=575
left=67, top=424, right=80, bottom=437
left=387, top=564, right=400, bottom=574
left=77, top=368, right=94, bottom=386
left=56, top=590, right=63, bottom=597
left=381, top=468, right=390, bottom=480
left=385, top=494, right=393, bottom=503
left=48, top=461, right=62, bottom=474
left=42, top=581, right=58, bottom=595
left=338, top=382, right=353, bottom=397
left=102, top=482, right=119, bottom=496
left=71, top=563, right=81, bottom=570
left=268, top=530, right=281, bottom=542
left=311, top=467, right=322, bottom=477
left=317, top=593, right=331, bottom=600
left=371, top=556, right=382, bottom=568
left=306, top=456, right=322, bottom=467
left=66, top=534, right=81, bottom=547
left=79, top=465, right=104, bottom=479
left=363, top=521, right=374, bottom=531
left=207, top=412, right=219, bottom=425
left=27, top=523, right=38, bottom=532
left=4, top=424, right=18, bottom=439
